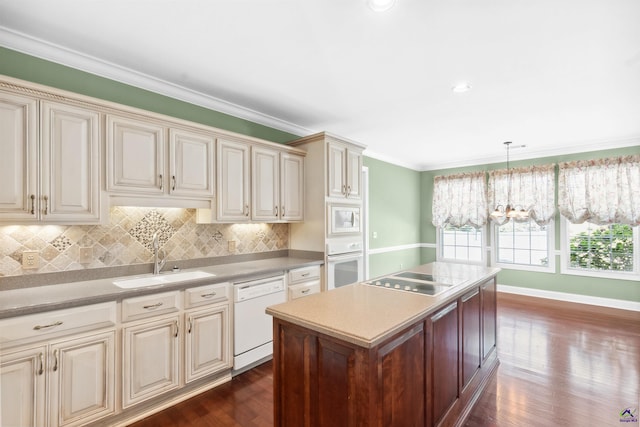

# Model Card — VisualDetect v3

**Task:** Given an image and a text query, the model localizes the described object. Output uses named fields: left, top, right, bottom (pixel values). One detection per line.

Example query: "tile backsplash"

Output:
left=0, top=207, right=289, bottom=278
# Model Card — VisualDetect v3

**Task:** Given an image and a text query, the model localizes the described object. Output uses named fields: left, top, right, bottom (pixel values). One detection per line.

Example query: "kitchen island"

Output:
left=266, top=262, right=500, bottom=427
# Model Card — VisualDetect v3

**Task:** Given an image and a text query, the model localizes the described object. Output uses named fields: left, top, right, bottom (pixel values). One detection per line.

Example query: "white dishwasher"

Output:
left=233, top=275, right=286, bottom=371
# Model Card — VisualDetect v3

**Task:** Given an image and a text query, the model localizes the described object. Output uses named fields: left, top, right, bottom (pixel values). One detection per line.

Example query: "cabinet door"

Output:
left=122, top=316, right=180, bottom=408
left=0, top=345, right=46, bottom=427
left=327, top=142, right=346, bottom=198
left=216, top=138, right=250, bottom=221
left=462, top=289, right=481, bottom=390
left=0, top=92, right=38, bottom=222
left=377, top=323, right=425, bottom=426
left=251, top=147, right=279, bottom=221
left=169, top=128, right=214, bottom=197
left=49, top=331, right=115, bottom=427
left=106, top=114, right=165, bottom=194
left=482, top=278, right=497, bottom=361
left=345, top=149, right=362, bottom=200
left=184, top=304, right=230, bottom=383
left=280, top=153, right=304, bottom=221
left=41, top=101, right=102, bottom=223
left=429, top=302, right=459, bottom=426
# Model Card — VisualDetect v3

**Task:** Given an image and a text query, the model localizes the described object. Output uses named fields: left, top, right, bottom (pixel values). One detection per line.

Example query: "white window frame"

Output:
left=436, top=224, right=487, bottom=266
left=491, top=219, right=555, bottom=273
left=560, top=218, right=639, bottom=281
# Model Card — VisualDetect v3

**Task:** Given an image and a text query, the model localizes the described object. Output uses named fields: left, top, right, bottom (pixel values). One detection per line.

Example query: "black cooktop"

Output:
left=364, top=278, right=451, bottom=296
left=395, top=272, right=435, bottom=282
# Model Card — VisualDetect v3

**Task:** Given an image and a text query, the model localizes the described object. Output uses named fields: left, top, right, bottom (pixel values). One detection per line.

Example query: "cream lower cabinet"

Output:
left=184, top=303, right=230, bottom=383
left=122, top=315, right=181, bottom=408
left=0, top=344, right=47, bottom=427
left=49, top=331, right=115, bottom=427
left=184, top=282, right=232, bottom=383
left=0, top=303, right=116, bottom=427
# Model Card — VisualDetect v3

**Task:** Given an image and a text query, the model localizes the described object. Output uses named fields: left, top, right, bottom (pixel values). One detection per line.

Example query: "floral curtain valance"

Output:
left=487, top=164, right=556, bottom=225
left=558, top=155, right=640, bottom=226
left=432, top=172, right=487, bottom=228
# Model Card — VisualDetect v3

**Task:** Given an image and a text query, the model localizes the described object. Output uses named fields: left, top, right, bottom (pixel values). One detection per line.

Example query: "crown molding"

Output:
left=0, top=27, right=314, bottom=137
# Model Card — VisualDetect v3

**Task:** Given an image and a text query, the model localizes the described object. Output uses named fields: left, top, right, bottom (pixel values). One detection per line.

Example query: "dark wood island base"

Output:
left=272, top=275, right=499, bottom=427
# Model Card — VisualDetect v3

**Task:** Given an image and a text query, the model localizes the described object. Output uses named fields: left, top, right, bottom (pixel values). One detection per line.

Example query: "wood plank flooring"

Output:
left=129, top=293, right=640, bottom=427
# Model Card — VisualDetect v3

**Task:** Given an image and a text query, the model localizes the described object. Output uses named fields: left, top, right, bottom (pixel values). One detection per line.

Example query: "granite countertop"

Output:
left=266, top=262, right=500, bottom=348
left=0, top=257, right=323, bottom=319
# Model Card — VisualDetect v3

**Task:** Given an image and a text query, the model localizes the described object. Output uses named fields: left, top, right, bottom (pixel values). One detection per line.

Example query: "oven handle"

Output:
left=327, top=251, right=363, bottom=262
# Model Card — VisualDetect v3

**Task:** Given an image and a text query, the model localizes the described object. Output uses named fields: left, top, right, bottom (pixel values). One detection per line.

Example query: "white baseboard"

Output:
left=497, top=284, right=640, bottom=312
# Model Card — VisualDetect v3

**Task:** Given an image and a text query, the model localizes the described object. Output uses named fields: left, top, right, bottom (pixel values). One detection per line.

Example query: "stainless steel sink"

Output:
left=113, top=271, right=215, bottom=289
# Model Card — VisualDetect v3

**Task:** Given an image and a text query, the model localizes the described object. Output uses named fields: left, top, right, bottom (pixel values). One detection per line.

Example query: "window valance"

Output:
left=487, top=164, right=556, bottom=226
left=432, top=172, right=487, bottom=228
left=558, top=155, right=640, bottom=226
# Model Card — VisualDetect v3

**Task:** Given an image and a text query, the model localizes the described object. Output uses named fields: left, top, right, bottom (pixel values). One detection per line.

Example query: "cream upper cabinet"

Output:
left=216, top=138, right=250, bottom=221
left=106, top=114, right=166, bottom=194
left=41, top=101, right=102, bottom=223
left=328, top=140, right=361, bottom=200
left=169, top=128, right=215, bottom=197
left=252, top=146, right=280, bottom=221
left=280, top=152, right=304, bottom=221
left=252, top=147, right=304, bottom=222
left=0, top=92, right=38, bottom=222
left=0, top=96, right=101, bottom=224
left=106, top=114, right=215, bottom=202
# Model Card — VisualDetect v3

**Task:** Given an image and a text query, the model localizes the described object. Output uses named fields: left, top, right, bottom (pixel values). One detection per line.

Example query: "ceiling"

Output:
left=1, top=0, right=639, bottom=170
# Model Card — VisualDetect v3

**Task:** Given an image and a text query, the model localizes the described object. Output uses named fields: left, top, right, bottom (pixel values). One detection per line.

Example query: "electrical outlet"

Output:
left=228, top=240, right=236, bottom=252
left=79, top=246, right=93, bottom=264
left=373, top=231, right=378, bottom=239
left=22, top=250, right=39, bottom=269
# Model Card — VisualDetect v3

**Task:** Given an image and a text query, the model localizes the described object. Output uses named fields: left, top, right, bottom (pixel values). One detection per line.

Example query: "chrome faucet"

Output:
left=151, top=231, right=166, bottom=275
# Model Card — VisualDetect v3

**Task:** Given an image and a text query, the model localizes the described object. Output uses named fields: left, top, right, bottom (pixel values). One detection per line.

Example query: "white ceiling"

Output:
left=1, top=0, right=639, bottom=170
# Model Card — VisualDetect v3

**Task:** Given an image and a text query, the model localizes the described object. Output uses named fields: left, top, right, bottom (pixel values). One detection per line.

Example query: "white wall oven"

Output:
left=328, top=204, right=361, bottom=235
left=326, top=239, right=364, bottom=290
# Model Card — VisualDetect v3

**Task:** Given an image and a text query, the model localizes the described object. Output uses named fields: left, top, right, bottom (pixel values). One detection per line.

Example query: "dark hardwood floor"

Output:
left=129, top=293, right=640, bottom=427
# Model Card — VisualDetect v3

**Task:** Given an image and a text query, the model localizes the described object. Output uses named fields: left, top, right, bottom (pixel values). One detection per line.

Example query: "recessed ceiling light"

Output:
left=367, top=0, right=397, bottom=12
left=452, top=83, right=472, bottom=93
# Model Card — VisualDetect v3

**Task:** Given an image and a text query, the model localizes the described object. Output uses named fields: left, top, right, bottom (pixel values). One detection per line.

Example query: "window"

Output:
left=493, top=219, right=554, bottom=272
left=438, top=224, right=485, bottom=264
left=561, top=219, right=639, bottom=280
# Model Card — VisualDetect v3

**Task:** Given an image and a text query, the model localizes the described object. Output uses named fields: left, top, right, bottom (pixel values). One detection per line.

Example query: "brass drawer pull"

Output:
left=143, top=302, right=163, bottom=310
left=33, top=320, right=63, bottom=330
left=201, top=292, right=217, bottom=298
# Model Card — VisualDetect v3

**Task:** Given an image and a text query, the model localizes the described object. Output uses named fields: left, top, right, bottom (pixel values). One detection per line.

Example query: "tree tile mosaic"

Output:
left=0, top=207, right=289, bottom=278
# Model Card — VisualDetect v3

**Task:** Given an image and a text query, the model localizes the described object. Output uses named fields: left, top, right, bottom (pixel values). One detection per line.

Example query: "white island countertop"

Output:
left=267, top=262, right=500, bottom=348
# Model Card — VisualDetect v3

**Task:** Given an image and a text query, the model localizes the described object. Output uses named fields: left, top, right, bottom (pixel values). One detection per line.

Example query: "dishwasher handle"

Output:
left=234, top=276, right=285, bottom=302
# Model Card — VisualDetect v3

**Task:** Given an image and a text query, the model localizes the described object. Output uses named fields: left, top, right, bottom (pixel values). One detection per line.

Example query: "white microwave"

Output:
left=328, top=204, right=361, bottom=235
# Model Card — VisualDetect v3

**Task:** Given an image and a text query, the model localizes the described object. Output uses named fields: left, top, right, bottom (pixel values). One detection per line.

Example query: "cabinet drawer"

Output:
left=184, top=282, right=230, bottom=308
left=121, top=291, right=180, bottom=323
left=288, top=280, right=321, bottom=300
left=0, top=302, right=116, bottom=345
left=288, top=265, right=321, bottom=284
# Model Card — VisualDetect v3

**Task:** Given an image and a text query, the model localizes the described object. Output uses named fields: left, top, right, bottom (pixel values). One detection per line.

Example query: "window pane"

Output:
left=440, top=225, right=484, bottom=263
left=568, top=223, right=634, bottom=272
left=496, top=219, right=551, bottom=268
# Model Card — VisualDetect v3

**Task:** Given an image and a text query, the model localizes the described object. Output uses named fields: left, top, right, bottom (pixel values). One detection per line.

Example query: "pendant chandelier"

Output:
left=490, top=141, right=529, bottom=221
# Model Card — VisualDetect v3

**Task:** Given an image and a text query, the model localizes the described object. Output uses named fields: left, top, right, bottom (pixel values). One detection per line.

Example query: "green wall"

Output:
left=364, top=157, right=422, bottom=277
left=4, top=47, right=637, bottom=302
left=421, top=146, right=640, bottom=303
left=0, top=47, right=298, bottom=143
